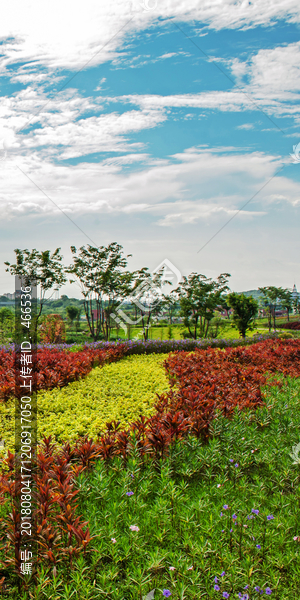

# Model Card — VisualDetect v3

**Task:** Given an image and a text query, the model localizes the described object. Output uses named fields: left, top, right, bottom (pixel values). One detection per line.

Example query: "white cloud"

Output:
left=0, top=0, right=299, bottom=77
left=236, top=123, right=255, bottom=130
left=158, top=52, right=177, bottom=59
left=0, top=85, right=166, bottom=159
left=0, top=147, right=299, bottom=226
left=106, top=41, right=300, bottom=125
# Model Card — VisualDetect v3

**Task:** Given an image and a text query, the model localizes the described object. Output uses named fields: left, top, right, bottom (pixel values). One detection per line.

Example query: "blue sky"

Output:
left=0, top=0, right=300, bottom=295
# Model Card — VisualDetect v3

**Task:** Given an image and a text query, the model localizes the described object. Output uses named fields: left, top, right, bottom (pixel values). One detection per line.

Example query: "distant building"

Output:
left=3, top=292, right=15, bottom=300
left=291, top=284, right=300, bottom=300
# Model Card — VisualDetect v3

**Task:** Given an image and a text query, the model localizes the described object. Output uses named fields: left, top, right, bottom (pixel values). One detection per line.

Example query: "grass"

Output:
left=11, top=374, right=300, bottom=600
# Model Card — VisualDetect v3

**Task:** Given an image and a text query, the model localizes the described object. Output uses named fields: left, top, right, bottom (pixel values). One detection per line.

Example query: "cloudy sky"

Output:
left=0, top=0, right=300, bottom=296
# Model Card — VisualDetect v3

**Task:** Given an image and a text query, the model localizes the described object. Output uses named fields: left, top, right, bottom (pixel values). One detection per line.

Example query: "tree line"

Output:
left=4, top=245, right=299, bottom=342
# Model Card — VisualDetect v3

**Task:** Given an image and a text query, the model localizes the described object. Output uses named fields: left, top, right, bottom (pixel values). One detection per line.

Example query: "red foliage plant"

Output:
left=0, top=345, right=125, bottom=401
left=0, top=339, right=300, bottom=585
left=277, top=321, right=300, bottom=330
left=157, top=339, right=300, bottom=440
left=0, top=437, right=93, bottom=582
left=39, top=314, right=66, bottom=344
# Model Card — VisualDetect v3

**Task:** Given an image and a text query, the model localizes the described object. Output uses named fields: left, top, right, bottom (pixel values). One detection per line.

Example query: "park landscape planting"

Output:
left=0, top=338, right=299, bottom=598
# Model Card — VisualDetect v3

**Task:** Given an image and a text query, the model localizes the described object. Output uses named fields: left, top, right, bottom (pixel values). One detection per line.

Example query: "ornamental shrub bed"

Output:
left=0, top=345, right=125, bottom=401
left=0, top=335, right=280, bottom=401
left=1, top=375, right=300, bottom=598
left=277, top=321, right=300, bottom=330
left=0, top=354, right=169, bottom=450
left=23, top=333, right=280, bottom=354
left=1, top=339, right=300, bottom=598
left=157, top=339, right=300, bottom=440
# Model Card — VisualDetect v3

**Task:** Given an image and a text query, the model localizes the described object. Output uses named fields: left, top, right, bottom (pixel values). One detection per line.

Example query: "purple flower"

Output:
left=214, top=585, right=220, bottom=591
left=255, top=587, right=260, bottom=592
left=256, top=544, right=261, bottom=549
left=232, top=513, right=237, bottom=520
left=267, top=515, right=274, bottom=520
left=220, top=512, right=223, bottom=517
left=130, top=474, right=134, bottom=478
left=126, top=491, right=134, bottom=496
left=265, top=588, right=272, bottom=595
left=222, top=593, right=230, bottom=599
left=244, top=586, right=249, bottom=589
left=214, top=577, right=218, bottom=583
left=163, top=591, right=172, bottom=598
left=221, top=571, right=225, bottom=576
left=229, top=459, right=234, bottom=463
left=223, top=505, right=229, bottom=510
left=252, top=509, right=259, bottom=515
left=234, top=463, right=239, bottom=468
left=221, top=529, right=225, bottom=533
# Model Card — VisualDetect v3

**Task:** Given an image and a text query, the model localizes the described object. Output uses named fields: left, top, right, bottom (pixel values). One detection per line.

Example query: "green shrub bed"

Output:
left=0, top=354, right=169, bottom=450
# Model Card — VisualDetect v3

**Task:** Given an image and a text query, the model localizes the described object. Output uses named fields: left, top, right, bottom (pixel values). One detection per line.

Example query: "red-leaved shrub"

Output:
left=1, top=339, right=300, bottom=587
left=0, top=346, right=125, bottom=401
left=277, top=321, right=300, bottom=330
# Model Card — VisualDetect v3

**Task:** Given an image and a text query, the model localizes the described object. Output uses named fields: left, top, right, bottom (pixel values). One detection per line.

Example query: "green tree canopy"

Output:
left=258, top=286, right=284, bottom=331
left=67, top=243, right=133, bottom=341
left=227, top=292, right=258, bottom=338
left=175, top=272, right=231, bottom=339
left=66, top=305, right=80, bottom=323
left=4, top=248, right=66, bottom=332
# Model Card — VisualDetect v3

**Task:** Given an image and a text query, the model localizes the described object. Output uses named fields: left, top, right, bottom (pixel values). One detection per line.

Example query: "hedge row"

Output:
left=277, top=321, right=300, bottom=330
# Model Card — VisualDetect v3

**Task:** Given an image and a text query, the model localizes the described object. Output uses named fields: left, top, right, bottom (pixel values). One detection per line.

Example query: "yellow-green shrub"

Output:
left=0, top=354, right=169, bottom=450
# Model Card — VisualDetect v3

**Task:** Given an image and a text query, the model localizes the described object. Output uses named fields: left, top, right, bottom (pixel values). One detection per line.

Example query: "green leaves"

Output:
left=227, top=292, right=258, bottom=339
left=67, top=243, right=133, bottom=341
left=5, top=247, right=66, bottom=291
left=175, top=272, right=231, bottom=339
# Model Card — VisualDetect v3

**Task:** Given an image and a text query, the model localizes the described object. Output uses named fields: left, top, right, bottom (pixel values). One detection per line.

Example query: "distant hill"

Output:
left=238, top=289, right=263, bottom=300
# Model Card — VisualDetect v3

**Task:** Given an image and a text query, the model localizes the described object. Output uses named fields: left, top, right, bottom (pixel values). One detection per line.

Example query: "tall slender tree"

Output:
left=4, top=248, right=66, bottom=333
left=67, top=243, right=133, bottom=341
left=258, top=286, right=284, bottom=331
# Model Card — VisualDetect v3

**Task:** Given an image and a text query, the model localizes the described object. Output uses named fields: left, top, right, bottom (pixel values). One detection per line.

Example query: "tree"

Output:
left=67, top=243, right=133, bottom=341
left=292, top=295, right=300, bottom=315
left=132, top=268, right=172, bottom=341
left=258, top=286, right=284, bottom=331
left=4, top=248, right=66, bottom=334
left=227, top=292, right=258, bottom=338
left=162, top=291, right=178, bottom=325
left=279, top=289, right=293, bottom=322
left=66, top=305, right=80, bottom=328
left=176, top=272, right=231, bottom=339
